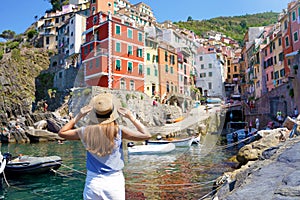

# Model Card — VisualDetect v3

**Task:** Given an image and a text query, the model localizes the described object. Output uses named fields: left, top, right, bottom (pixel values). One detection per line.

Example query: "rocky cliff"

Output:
left=0, top=47, right=51, bottom=121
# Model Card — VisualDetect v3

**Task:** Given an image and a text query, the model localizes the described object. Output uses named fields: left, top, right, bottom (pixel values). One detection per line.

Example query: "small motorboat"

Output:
left=128, top=143, right=175, bottom=155
left=146, top=137, right=194, bottom=147
left=3, top=154, right=62, bottom=175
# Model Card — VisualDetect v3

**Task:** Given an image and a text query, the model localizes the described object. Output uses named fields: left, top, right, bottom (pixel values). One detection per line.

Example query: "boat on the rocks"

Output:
left=0, top=153, right=62, bottom=175
left=127, top=143, right=176, bottom=155
left=226, top=127, right=258, bottom=144
left=146, top=136, right=194, bottom=147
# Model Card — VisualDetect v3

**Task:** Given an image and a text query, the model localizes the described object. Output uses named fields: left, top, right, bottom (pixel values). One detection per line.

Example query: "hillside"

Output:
left=0, top=46, right=51, bottom=118
left=174, top=12, right=279, bottom=44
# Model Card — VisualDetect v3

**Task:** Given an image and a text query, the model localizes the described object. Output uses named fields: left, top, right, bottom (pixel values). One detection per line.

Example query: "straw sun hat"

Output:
left=88, top=93, right=120, bottom=125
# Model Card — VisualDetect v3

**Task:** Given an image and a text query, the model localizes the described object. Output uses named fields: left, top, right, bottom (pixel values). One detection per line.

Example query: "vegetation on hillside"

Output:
left=174, top=12, right=279, bottom=44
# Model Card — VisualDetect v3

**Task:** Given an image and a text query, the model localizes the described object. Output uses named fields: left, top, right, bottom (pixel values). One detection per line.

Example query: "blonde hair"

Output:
left=83, top=122, right=119, bottom=157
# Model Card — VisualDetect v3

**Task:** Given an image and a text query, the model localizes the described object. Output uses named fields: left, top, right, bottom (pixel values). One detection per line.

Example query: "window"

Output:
left=147, top=67, right=150, bottom=75
left=137, top=48, right=143, bottom=57
left=147, top=53, right=150, bottom=61
left=208, top=82, right=212, bottom=89
left=283, top=20, right=288, bottom=31
left=120, top=78, right=126, bottom=90
left=208, top=72, right=212, bottom=77
left=292, top=11, right=296, bottom=21
left=116, top=60, right=121, bottom=71
left=93, top=16, right=97, bottom=24
left=234, top=65, right=237, bottom=72
left=138, top=64, right=143, bottom=75
left=115, top=25, right=121, bottom=35
left=170, top=66, right=174, bottom=74
left=127, top=28, right=133, bottom=39
left=294, top=31, right=298, bottom=42
left=154, top=69, right=158, bottom=76
left=199, top=56, right=203, bottom=61
left=116, top=42, right=121, bottom=52
left=209, top=63, right=212, bottom=68
left=46, top=37, right=50, bottom=45
left=280, top=69, right=285, bottom=77
left=130, top=80, right=134, bottom=91
left=96, top=58, right=100, bottom=68
left=138, top=32, right=143, bottom=42
left=201, top=64, right=204, bottom=69
left=165, top=64, right=168, bottom=73
left=228, top=67, right=230, bottom=73
left=88, top=43, right=93, bottom=53
left=127, top=45, right=133, bottom=55
left=279, top=52, right=284, bottom=61
left=278, top=38, right=282, bottom=46
left=285, top=36, right=290, bottom=47
left=127, top=62, right=133, bottom=73
left=165, top=51, right=168, bottom=62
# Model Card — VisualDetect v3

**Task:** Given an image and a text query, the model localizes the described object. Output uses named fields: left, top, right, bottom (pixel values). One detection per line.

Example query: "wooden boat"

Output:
left=146, top=137, right=194, bottom=147
left=4, top=154, right=62, bottom=175
left=128, top=143, right=176, bottom=155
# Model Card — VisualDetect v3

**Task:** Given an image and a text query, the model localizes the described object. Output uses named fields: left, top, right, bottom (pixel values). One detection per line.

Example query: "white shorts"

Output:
left=83, top=170, right=125, bottom=200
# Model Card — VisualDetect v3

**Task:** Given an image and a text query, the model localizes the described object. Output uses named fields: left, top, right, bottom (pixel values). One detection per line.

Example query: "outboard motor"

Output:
left=127, top=142, right=135, bottom=147
left=2, top=153, right=12, bottom=161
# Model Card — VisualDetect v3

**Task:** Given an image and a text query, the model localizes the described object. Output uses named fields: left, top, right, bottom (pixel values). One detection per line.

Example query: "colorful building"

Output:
left=144, top=37, right=159, bottom=97
left=157, top=42, right=178, bottom=101
left=81, top=12, right=145, bottom=91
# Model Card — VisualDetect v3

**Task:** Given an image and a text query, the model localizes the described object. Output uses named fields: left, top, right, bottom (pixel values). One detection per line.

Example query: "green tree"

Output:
left=240, top=20, right=247, bottom=29
left=0, top=30, right=16, bottom=41
left=187, top=16, right=193, bottom=22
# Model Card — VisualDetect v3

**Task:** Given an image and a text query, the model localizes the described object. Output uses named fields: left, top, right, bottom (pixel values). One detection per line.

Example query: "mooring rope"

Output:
left=126, top=179, right=216, bottom=187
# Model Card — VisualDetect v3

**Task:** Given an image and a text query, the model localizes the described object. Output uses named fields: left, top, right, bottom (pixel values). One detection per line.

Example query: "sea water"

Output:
left=0, top=134, right=237, bottom=200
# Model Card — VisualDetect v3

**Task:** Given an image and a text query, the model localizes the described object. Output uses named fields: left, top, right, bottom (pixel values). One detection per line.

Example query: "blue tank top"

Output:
left=80, top=128, right=124, bottom=174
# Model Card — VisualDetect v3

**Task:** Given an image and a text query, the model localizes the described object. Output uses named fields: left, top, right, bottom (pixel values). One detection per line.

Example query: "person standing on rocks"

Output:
left=58, top=93, right=151, bottom=200
left=255, top=117, right=260, bottom=130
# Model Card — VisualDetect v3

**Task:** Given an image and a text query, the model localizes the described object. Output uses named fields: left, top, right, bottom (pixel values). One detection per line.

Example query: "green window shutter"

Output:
left=147, top=67, right=150, bottom=75
left=147, top=53, right=150, bottom=61
left=128, top=29, right=133, bottom=39
left=128, top=62, right=133, bottom=72
left=116, top=60, right=121, bottom=70
left=116, top=42, right=121, bottom=52
left=138, top=64, right=143, bottom=74
left=116, top=25, right=121, bottom=35
left=138, top=32, right=143, bottom=42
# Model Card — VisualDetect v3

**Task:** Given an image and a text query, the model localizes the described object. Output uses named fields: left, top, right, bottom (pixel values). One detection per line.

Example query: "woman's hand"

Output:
left=117, top=107, right=134, bottom=120
left=74, top=105, right=93, bottom=123
left=79, top=105, right=93, bottom=117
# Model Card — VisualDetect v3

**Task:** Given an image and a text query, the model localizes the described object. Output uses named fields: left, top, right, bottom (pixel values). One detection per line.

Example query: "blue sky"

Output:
left=0, top=0, right=292, bottom=35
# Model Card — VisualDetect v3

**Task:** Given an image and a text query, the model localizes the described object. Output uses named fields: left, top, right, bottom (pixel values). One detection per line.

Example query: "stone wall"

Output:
left=245, top=82, right=295, bottom=128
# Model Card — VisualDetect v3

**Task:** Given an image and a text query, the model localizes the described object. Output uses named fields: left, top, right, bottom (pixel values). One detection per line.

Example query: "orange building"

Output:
left=157, top=43, right=178, bottom=100
left=81, top=12, right=145, bottom=91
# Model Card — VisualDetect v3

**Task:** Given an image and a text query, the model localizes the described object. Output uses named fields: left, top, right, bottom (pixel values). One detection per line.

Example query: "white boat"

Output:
left=128, top=143, right=176, bottom=155
left=146, top=137, right=194, bottom=147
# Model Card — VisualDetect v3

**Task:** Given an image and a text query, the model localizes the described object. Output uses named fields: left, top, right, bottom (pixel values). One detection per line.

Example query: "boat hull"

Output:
left=5, top=155, right=62, bottom=175
left=147, top=137, right=194, bottom=147
left=128, top=143, right=176, bottom=155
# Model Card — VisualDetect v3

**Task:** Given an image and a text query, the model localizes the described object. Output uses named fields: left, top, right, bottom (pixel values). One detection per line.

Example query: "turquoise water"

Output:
left=0, top=134, right=236, bottom=200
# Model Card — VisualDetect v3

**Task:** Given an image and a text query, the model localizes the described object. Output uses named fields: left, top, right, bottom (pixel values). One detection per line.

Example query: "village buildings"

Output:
left=31, top=0, right=300, bottom=114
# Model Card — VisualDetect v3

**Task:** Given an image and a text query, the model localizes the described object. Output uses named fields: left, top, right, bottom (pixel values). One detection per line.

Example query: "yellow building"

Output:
left=144, top=37, right=159, bottom=98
